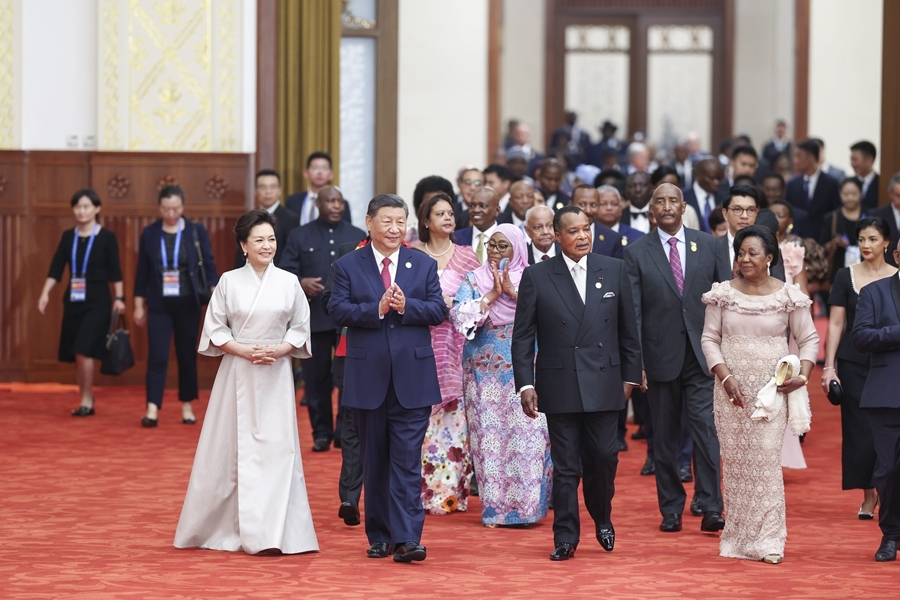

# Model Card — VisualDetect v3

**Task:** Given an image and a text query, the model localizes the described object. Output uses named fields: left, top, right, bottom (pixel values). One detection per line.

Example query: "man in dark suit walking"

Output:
left=513, top=206, right=642, bottom=561
left=851, top=141, right=880, bottom=209
left=621, top=171, right=653, bottom=234
left=233, top=169, right=300, bottom=269
left=624, top=183, right=725, bottom=534
left=715, top=185, right=787, bottom=282
left=328, top=195, right=447, bottom=563
left=785, top=139, right=841, bottom=239
left=281, top=186, right=366, bottom=452
left=852, top=240, right=900, bottom=562
left=871, top=174, right=900, bottom=268
left=683, top=158, right=725, bottom=234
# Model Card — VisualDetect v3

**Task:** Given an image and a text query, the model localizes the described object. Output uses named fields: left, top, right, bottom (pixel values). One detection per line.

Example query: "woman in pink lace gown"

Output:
left=417, top=193, right=481, bottom=515
left=701, top=226, right=819, bottom=564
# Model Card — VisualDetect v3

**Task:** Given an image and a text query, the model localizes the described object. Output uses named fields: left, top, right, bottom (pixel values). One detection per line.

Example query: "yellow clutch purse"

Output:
left=775, top=360, right=793, bottom=386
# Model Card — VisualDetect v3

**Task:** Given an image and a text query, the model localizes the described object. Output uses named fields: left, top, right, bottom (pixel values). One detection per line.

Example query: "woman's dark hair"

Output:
left=417, top=193, right=456, bottom=245
left=839, top=176, right=863, bottom=193
left=70, top=188, right=101, bottom=208
left=754, top=208, right=780, bottom=235
left=707, top=203, right=726, bottom=231
left=158, top=184, right=185, bottom=204
left=769, top=200, right=793, bottom=218
left=234, top=209, right=278, bottom=245
left=650, top=165, right=678, bottom=186
left=733, top=224, right=779, bottom=269
left=854, top=216, right=891, bottom=244
left=412, top=176, right=455, bottom=213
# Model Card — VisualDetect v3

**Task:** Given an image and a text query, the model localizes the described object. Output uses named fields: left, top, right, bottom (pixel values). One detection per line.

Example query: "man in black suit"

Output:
left=570, top=185, right=625, bottom=259
left=761, top=119, right=791, bottom=166
left=455, top=187, right=500, bottom=264
left=233, top=169, right=300, bottom=269
left=285, top=152, right=352, bottom=226
left=624, top=183, right=724, bottom=534
left=524, top=205, right=557, bottom=264
left=852, top=240, right=900, bottom=562
left=281, top=186, right=366, bottom=452
left=715, top=185, right=787, bottom=282
left=453, top=166, right=484, bottom=230
left=718, top=145, right=759, bottom=196
left=484, top=163, right=514, bottom=215
left=536, top=159, right=570, bottom=212
left=500, top=180, right=535, bottom=230
left=683, top=158, right=725, bottom=234
left=513, top=206, right=642, bottom=561
left=785, top=139, right=841, bottom=239
left=871, top=174, right=900, bottom=268
left=850, top=140, right=880, bottom=209
left=621, top=171, right=654, bottom=234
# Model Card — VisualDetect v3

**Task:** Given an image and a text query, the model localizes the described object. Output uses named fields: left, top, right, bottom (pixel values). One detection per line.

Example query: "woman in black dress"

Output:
left=38, top=189, right=125, bottom=415
left=822, top=177, right=866, bottom=284
left=822, top=217, right=896, bottom=518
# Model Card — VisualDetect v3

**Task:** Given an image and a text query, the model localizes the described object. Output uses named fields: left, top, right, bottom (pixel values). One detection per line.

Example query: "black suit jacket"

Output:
left=714, top=233, right=786, bottom=282
left=232, top=205, right=300, bottom=269
left=280, top=219, right=366, bottom=332
left=497, top=204, right=516, bottom=225
left=512, top=253, right=642, bottom=414
left=538, top=189, right=570, bottom=212
left=871, top=204, right=899, bottom=267
left=862, top=173, right=880, bottom=209
left=762, top=140, right=791, bottom=166
left=591, top=223, right=624, bottom=259
left=624, top=228, right=717, bottom=380
left=785, top=172, right=841, bottom=239
left=852, top=274, right=900, bottom=408
left=526, top=242, right=559, bottom=265
left=683, top=187, right=724, bottom=234
left=285, top=191, right=352, bottom=225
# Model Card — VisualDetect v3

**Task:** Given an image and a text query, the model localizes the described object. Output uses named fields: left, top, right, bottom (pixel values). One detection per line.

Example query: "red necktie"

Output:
left=668, top=237, right=684, bottom=295
left=541, top=254, right=549, bottom=261
left=381, top=257, right=392, bottom=290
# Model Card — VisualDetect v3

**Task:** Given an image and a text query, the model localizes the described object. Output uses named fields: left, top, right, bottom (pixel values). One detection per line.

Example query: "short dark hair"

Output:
left=234, top=209, right=277, bottom=245
left=754, top=208, right=780, bottom=235
left=483, top=164, right=513, bottom=181
left=809, top=137, right=825, bottom=149
left=158, top=184, right=185, bottom=204
left=855, top=216, right=891, bottom=244
left=763, top=172, right=785, bottom=186
left=733, top=224, right=779, bottom=268
left=708, top=203, right=725, bottom=231
left=553, top=205, right=587, bottom=232
left=367, top=194, right=408, bottom=218
left=719, top=138, right=733, bottom=155
left=850, top=140, right=877, bottom=160
left=723, top=184, right=759, bottom=209
left=731, top=145, right=758, bottom=161
left=255, top=169, right=281, bottom=184
left=733, top=175, right=756, bottom=187
left=796, top=139, right=820, bottom=162
left=770, top=200, right=793, bottom=218
left=595, top=168, right=626, bottom=186
left=540, top=159, right=563, bottom=174
left=840, top=176, right=863, bottom=193
left=570, top=184, right=597, bottom=201
left=417, top=192, right=456, bottom=245
left=306, top=151, right=333, bottom=169
left=412, top=175, right=454, bottom=213
left=650, top=165, right=678, bottom=186
left=70, top=188, right=101, bottom=208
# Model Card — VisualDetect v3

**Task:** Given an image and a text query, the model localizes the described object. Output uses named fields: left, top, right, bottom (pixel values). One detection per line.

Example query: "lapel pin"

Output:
left=690, top=241, right=698, bottom=252
left=595, top=282, right=602, bottom=289
left=599, top=234, right=605, bottom=241
left=405, top=262, right=412, bottom=269
left=621, top=238, right=628, bottom=246
left=556, top=202, right=564, bottom=210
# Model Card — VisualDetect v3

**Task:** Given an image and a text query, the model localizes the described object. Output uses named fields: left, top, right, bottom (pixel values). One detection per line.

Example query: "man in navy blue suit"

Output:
left=784, top=139, right=841, bottom=240
left=595, top=185, right=644, bottom=245
left=454, top=187, right=501, bottom=264
left=852, top=241, right=900, bottom=562
left=683, top=158, right=725, bottom=234
left=328, top=195, right=447, bottom=563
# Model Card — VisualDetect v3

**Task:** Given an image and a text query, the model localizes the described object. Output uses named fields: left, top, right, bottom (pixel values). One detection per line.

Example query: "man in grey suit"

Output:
left=513, top=206, right=642, bottom=561
left=624, top=183, right=725, bottom=534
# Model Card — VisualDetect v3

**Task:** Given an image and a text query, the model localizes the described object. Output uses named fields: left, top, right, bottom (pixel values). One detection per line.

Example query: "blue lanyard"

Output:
left=71, top=224, right=99, bottom=278
left=160, top=219, right=183, bottom=269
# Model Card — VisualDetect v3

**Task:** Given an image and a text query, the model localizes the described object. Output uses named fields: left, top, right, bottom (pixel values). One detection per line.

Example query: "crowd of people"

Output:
left=39, top=122, right=900, bottom=565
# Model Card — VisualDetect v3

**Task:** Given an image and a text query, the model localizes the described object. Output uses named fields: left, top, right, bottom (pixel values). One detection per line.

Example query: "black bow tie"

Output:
left=630, top=210, right=648, bottom=219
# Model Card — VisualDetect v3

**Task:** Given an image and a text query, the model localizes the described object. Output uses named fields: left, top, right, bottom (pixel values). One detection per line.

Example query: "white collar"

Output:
left=692, top=180, right=713, bottom=201
left=261, top=202, right=279, bottom=215
left=561, top=252, right=589, bottom=272
left=371, top=245, right=400, bottom=268
left=473, top=222, right=498, bottom=239
left=528, top=240, right=555, bottom=258
left=860, top=171, right=876, bottom=186
left=658, top=226, right=686, bottom=246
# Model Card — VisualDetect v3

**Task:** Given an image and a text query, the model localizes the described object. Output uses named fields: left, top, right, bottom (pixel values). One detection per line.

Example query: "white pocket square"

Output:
left=603, top=291, right=616, bottom=298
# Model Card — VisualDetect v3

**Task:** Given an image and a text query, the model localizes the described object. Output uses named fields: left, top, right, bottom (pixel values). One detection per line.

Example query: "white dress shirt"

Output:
left=498, top=193, right=510, bottom=212
left=512, top=212, right=526, bottom=229
left=727, top=231, right=736, bottom=268
left=371, top=245, right=401, bottom=319
left=658, top=226, right=687, bottom=278
left=860, top=170, right=876, bottom=198
left=803, top=170, right=821, bottom=201
left=529, top=241, right=555, bottom=262
left=561, top=252, right=588, bottom=303
left=301, top=192, right=319, bottom=225
left=693, top=180, right=716, bottom=220
left=629, top=205, right=651, bottom=234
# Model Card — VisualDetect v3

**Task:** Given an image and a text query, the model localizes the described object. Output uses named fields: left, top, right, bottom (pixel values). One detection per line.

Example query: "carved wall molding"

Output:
left=106, top=173, right=131, bottom=198
left=204, top=175, right=228, bottom=200
left=156, top=174, right=179, bottom=190
left=0, top=175, right=7, bottom=196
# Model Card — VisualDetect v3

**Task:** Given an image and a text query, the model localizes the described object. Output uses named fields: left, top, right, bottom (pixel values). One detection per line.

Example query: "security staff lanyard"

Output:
left=160, top=219, right=183, bottom=297
left=69, top=224, right=99, bottom=302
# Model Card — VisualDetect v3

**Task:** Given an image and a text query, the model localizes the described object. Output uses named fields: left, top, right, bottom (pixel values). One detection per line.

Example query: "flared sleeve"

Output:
left=283, top=278, right=313, bottom=359
left=197, top=275, right=231, bottom=356
left=700, top=282, right=728, bottom=372
left=785, top=284, right=819, bottom=364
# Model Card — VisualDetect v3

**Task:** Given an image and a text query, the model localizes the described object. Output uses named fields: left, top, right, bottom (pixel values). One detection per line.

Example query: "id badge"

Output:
left=70, top=278, right=87, bottom=302
left=163, top=270, right=181, bottom=297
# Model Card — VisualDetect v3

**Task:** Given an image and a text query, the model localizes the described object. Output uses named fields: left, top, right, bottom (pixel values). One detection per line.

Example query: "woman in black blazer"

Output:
left=133, top=185, right=219, bottom=427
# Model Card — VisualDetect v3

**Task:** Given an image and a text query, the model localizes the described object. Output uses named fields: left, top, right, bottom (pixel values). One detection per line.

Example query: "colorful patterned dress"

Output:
left=450, top=273, right=552, bottom=526
left=421, top=246, right=481, bottom=515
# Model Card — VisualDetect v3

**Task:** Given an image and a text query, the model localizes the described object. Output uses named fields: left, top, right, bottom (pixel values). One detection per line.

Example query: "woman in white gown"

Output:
left=174, top=209, right=319, bottom=555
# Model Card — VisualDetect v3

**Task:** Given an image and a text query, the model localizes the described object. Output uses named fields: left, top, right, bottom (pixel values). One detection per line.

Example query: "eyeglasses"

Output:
left=486, top=242, right=511, bottom=252
left=728, top=206, right=759, bottom=216
left=462, top=179, right=484, bottom=187
left=308, top=167, right=331, bottom=173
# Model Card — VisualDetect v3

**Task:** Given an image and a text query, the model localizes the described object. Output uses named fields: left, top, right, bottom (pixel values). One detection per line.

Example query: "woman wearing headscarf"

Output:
left=450, top=224, right=552, bottom=527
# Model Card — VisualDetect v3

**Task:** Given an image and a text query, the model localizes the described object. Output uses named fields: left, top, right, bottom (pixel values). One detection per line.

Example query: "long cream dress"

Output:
left=700, top=281, right=819, bottom=561
left=174, top=262, right=319, bottom=555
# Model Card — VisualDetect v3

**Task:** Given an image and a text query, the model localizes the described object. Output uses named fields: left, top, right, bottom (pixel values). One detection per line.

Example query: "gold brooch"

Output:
left=621, top=238, right=628, bottom=246
left=599, top=235, right=605, bottom=241
left=690, top=241, right=698, bottom=252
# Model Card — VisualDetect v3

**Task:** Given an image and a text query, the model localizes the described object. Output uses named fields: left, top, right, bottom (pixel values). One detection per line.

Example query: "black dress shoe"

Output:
left=700, top=511, right=725, bottom=532
left=182, top=418, right=196, bottom=425
left=338, top=501, right=360, bottom=526
left=71, top=406, right=95, bottom=417
left=550, top=542, right=576, bottom=561
left=141, top=417, right=158, bottom=428
left=640, top=456, right=655, bottom=476
left=679, top=464, right=693, bottom=482
left=597, top=525, right=615, bottom=552
left=312, top=438, right=330, bottom=452
left=690, top=496, right=703, bottom=517
left=631, top=426, right=646, bottom=440
left=366, top=542, right=393, bottom=558
left=660, top=514, right=682, bottom=532
left=617, top=439, right=628, bottom=452
left=875, top=537, right=897, bottom=562
left=393, top=542, right=426, bottom=563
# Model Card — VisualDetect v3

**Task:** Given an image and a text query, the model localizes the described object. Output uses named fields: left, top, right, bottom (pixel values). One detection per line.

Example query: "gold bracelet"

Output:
left=797, top=374, right=808, bottom=385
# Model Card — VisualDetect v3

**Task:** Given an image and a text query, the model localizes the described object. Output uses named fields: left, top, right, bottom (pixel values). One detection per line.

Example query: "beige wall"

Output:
left=500, top=0, right=545, bottom=153
left=808, top=0, right=883, bottom=174
left=396, top=0, right=489, bottom=205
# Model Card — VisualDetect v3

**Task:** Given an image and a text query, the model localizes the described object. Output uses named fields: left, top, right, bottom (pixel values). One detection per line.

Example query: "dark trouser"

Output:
left=866, top=407, right=900, bottom=540
left=546, top=410, right=619, bottom=546
left=642, top=389, right=655, bottom=456
left=352, top=380, right=431, bottom=545
left=334, top=365, right=362, bottom=506
left=302, top=331, right=337, bottom=441
left=146, top=296, right=201, bottom=408
left=839, top=359, right=877, bottom=489
left=678, top=406, right=694, bottom=468
left=647, top=337, right=722, bottom=516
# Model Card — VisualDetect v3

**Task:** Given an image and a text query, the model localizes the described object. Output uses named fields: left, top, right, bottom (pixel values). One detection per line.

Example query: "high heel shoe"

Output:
left=858, top=498, right=879, bottom=520
left=762, top=554, right=783, bottom=564
left=72, top=398, right=95, bottom=416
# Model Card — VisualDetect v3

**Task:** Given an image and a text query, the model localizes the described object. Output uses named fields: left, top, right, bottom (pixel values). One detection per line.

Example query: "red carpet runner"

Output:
left=0, top=365, right=896, bottom=598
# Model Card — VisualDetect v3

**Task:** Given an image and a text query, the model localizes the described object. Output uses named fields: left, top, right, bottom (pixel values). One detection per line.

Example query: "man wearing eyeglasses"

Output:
left=453, top=166, right=484, bottom=230
left=715, top=184, right=786, bottom=281
left=286, top=152, right=353, bottom=227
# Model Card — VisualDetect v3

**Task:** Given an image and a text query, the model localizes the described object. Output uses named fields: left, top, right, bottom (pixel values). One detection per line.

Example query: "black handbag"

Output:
left=827, top=379, right=844, bottom=406
left=101, top=310, right=135, bottom=375
left=192, top=225, right=212, bottom=305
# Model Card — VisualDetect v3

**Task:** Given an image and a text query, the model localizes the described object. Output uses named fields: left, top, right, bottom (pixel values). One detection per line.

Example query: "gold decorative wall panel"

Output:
left=98, top=0, right=242, bottom=152
left=0, top=0, right=22, bottom=149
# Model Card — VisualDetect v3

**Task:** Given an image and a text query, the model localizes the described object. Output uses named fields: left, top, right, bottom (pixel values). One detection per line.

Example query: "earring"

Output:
left=767, top=261, right=771, bottom=275
left=244, top=252, right=248, bottom=258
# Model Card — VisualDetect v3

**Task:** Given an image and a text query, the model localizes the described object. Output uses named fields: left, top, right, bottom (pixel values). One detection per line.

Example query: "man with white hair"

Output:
left=626, top=142, right=651, bottom=175
left=595, top=185, right=644, bottom=246
left=523, top=205, right=558, bottom=264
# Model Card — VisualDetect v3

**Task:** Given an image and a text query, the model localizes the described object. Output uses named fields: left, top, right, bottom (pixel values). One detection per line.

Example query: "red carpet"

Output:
left=0, top=365, right=897, bottom=598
